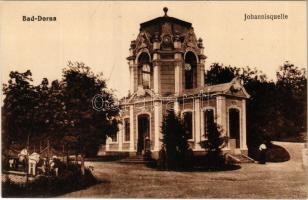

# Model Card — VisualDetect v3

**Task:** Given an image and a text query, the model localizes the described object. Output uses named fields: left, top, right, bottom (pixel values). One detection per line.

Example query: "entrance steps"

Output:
left=226, top=154, right=254, bottom=163
left=119, top=155, right=155, bottom=164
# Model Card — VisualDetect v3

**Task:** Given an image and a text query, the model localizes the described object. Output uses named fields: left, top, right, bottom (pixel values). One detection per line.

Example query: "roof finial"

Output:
left=163, top=7, right=168, bottom=16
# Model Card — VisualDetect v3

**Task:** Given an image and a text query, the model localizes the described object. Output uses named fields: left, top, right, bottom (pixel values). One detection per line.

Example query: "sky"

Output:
left=0, top=1, right=306, bottom=98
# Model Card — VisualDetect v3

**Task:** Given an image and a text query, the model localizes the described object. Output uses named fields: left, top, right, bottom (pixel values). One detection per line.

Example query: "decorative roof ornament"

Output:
left=163, top=7, right=168, bottom=16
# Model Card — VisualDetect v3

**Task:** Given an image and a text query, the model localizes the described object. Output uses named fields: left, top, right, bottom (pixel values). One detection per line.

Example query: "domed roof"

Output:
left=140, top=7, right=191, bottom=29
left=139, top=7, right=192, bottom=33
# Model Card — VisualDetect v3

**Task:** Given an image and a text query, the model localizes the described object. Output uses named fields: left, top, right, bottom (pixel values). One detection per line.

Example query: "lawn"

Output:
left=60, top=142, right=308, bottom=198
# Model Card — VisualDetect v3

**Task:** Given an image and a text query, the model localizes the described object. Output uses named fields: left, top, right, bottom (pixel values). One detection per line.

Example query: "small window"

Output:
left=142, top=64, right=151, bottom=89
left=183, top=111, right=193, bottom=139
left=204, top=109, right=214, bottom=137
left=124, top=118, right=130, bottom=141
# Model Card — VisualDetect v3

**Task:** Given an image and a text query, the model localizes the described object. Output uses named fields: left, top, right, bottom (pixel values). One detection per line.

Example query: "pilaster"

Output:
left=174, top=53, right=183, bottom=95
left=129, top=105, right=135, bottom=151
left=154, top=101, right=162, bottom=151
left=153, top=55, right=160, bottom=94
left=200, top=63, right=205, bottom=87
left=216, top=96, right=227, bottom=136
left=174, top=100, right=180, bottom=115
left=241, top=99, right=248, bottom=150
left=129, top=62, right=134, bottom=94
left=194, top=99, right=202, bottom=150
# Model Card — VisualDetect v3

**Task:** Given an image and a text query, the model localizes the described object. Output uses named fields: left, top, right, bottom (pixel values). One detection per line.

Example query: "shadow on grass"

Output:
left=145, top=158, right=241, bottom=172
left=190, top=164, right=241, bottom=172
left=85, top=154, right=128, bottom=162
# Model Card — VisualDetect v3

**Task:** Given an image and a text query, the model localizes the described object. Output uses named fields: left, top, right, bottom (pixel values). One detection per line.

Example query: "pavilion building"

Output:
left=105, top=8, right=250, bottom=159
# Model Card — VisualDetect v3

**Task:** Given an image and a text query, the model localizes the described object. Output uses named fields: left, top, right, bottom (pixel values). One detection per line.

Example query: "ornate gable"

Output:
left=225, top=78, right=250, bottom=98
left=183, top=28, right=200, bottom=53
left=135, top=31, right=153, bottom=53
left=125, top=86, right=158, bottom=104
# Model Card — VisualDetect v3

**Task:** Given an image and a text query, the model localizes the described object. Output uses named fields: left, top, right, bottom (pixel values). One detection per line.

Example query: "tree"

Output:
left=161, top=110, right=190, bottom=170
left=204, top=62, right=307, bottom=159
left=200, top=121, right=228, bottom=169
left=204, top=63, right=239, bottom=85
left=2, top=70, right=40, bottom=149
left=2, top=62, right=119, bottom=175
left=60, top=61, right=119, bottom=174
left=275, top=61, right=307, bottom=137
left=204, top=63, right=279, bottom=158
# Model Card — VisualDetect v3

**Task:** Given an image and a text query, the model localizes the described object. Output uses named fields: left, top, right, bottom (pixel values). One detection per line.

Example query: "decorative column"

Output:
left=198, top=38, right=206, bottom=86
left=128, top=40, right=136, bottom=94
left=129, top=61, right=135, bottom=94
left=154, top=101, right=162, bottom=151
left=200, top=63, right=205, bottom=87
left=175, top=64, right=180, bottom=95
left=153, top=34, right=160, bottom=94
left=174, top=34, right=182, bottom=95
left=153, top=56, right=160, bottom=94
left=174, top=100, right=180, bottom=115
left=241, top=99, right=248, bottom=149
left=129, top=105, right=135, bottom=151
left=194, top=99, right=201, bottom=150
left=174, top=53, right=182, bottom=95
left=216, top=96, right=227, bottom=137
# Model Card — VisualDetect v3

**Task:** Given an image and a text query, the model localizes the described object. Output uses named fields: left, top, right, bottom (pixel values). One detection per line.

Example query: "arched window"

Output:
left=183, top=111, right=193, bottom=139
left=203, top=109, right=214, bottom=137
left=124, top=118, right=130, bottom=142
left=138, top=53, right=152, bottom=89
left=184, top=52, right=197, bottom=89
left=229, top=108, right=240, bottom=148
left=142, top=64, right=151, bottom=89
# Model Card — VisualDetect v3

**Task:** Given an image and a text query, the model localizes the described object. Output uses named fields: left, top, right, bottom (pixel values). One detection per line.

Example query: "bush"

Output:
left=161, top=110, right=192, bottom=171
left=265, top=143, right=290, bottom=162
left=200, top=122, right=229, bottom=170
left=2, top=163, right=99, bottom=197
left=249, top=143, right=290, bottom=162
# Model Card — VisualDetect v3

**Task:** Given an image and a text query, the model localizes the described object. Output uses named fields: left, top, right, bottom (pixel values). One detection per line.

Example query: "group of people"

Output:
left=7, top=148, right=61, bottom=176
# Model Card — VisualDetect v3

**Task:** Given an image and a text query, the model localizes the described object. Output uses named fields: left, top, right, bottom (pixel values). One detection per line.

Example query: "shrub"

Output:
left=2, top=163, right=98, bottom=197
left=265, top=143, right=290, bottom=162
left=160, top=110, right=192, bottom=171
left=249, top=143, right=290, bottom=162
left=200, top=122, right=229, bottom=170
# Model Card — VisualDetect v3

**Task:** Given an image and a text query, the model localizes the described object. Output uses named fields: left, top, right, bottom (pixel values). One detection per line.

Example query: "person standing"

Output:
left=259, top=143, right=267, bottom=164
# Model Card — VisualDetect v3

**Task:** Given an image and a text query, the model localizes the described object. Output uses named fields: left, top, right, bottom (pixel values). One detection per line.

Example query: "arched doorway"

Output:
left=137, top=114, right=150, bottom=155
left=229, top=108, right=240, bottom=148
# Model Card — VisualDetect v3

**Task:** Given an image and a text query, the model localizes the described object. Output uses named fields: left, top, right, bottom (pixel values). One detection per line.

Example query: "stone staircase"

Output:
left=119, top=155, right=155, bottom=165
left=227, top=154, right=255, bottom=164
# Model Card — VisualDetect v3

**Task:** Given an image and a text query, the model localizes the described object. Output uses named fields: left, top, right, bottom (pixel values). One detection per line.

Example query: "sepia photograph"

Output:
left=1, top=1, right=307, bottom=198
